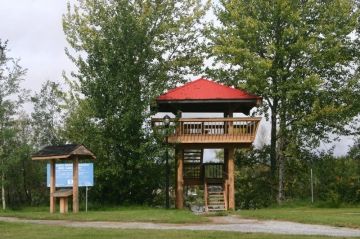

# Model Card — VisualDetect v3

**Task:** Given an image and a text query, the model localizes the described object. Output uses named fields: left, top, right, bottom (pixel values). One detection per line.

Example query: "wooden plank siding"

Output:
left=152, top=117, right=261, bottom=144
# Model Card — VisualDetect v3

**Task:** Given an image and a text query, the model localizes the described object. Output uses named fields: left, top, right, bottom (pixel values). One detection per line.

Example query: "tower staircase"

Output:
left=206, top=184, right=226, bottom=212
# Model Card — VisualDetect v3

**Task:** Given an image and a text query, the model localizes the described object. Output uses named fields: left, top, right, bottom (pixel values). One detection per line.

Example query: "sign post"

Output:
left=310, top=168, right=314, bottom=203
left=86, top=186, right=88, bottom=212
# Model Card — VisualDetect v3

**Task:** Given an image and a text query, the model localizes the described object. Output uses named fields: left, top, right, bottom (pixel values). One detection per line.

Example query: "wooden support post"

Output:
left=204, top=181, right=208, bottom=212
left=59, top=197, right=68, bottom=214
left=223, top=179, right=228, bottom=210
left=175, top=148, right=184, bottom=209
left=223, top=148, right=228, bottom=210
left=227, top=147, right=235, bottom=210
left=50, top=159, right=56, bottom=213
left=73, top=157, right=79, bottom=213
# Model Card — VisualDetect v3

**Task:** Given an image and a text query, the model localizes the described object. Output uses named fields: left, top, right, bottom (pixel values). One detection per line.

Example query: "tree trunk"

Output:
left=22, top=161, right=31, bottom=203
left=270, top=107, right=277, bottom=177
left=270, top=102, right=278, bottom=199
left=277, top=111, right=287, bottom=204
left=277, top=142, right=285, bottom=204
left=1, top=169, right=5, bottom=210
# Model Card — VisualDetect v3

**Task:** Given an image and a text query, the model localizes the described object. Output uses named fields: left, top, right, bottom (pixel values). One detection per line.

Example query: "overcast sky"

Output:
left=0, top=0, right=72, bottom=92
left=0, top=1, right=354, bottom=156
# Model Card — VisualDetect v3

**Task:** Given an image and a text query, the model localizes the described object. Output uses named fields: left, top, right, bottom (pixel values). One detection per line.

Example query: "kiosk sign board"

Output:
left=47, top=163, right=94, bottom=187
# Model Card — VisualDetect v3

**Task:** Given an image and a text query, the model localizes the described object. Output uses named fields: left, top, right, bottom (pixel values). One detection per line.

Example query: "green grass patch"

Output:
left=238, top=207, right=360, bottom=228
left=0, top=206, right=208, bottom=224
left=0, top=221, right=342, bottom=239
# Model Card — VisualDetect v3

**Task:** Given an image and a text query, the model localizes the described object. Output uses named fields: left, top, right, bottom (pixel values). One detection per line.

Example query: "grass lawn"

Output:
left=0, top=206, right=208, bottom=224
left=0, top=221, right=344, bottom=239
left=239, top=207, right=360, bottom=228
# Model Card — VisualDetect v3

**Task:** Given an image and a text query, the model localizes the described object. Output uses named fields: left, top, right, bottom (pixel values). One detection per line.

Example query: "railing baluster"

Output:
left=223, top=121, right=225, bottom=135
left=250, top=121, right=253, bottom=138
left=251, top=121, right=253, bottom=138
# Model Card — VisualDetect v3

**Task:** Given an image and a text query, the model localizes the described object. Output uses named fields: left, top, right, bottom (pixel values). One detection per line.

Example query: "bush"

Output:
left=235, top=147, right=273, bottom=209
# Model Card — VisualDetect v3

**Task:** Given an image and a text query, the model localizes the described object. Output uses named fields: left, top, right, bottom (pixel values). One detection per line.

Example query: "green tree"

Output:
left=5, top=112, right=46, bottom=207
left=63, top=0, right=208, bottom=204
left=235, top=146, right=272, bottom=209
left=209, top=0, right=360, bottom=202
left=349, top=138, right=360, bottom=160
left=31, top=80, right=66, bottom=148
left=0, top=40, right=27, bottom=210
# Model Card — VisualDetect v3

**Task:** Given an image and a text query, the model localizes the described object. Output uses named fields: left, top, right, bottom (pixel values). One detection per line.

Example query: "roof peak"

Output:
left=32, top=144, right=96, bottom=160
left=157, top=77, right=260, bottom=101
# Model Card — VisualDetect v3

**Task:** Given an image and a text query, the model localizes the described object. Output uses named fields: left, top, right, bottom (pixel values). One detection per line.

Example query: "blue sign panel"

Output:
left=47, top=163, right=94, bottom=187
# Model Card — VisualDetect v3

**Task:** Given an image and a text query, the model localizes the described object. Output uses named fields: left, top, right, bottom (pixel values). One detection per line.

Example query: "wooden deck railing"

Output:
left=183, top=163, right=202, bottom=179
left=152, top=117, right=261, bottom=144
left=204, top=163, right=224, bottom=179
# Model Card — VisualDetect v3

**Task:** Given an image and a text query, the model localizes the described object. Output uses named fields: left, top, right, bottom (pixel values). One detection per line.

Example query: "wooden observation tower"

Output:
left=152, top=78, right=262, bottom=211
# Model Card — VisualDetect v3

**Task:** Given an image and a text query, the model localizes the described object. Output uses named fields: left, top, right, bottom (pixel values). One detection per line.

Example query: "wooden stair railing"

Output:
left=183, top=149, right=203, bottom=180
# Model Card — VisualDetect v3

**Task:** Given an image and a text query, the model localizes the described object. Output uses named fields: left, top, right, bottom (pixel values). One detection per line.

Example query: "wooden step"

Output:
left=208, top=204, right=225, bottom=208
left=208, top=193, right=224, bottom=197
left=209, top=198, right=224, bottom=202
left=209, top=199, right=224, bottom=202
left=208, top=205, right=226, bottom=211
left=208, top=192, right=223, bottom=195
left=209, top=198, right=223, bottom=202
left=209, top=196, right=223, bottom=199
left=209, top=197, right=224, bottom=201
left=209, top=202, right=224, bottom=205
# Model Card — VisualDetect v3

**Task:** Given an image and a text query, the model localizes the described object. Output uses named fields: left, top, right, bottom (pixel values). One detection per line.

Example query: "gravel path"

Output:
left=1, top=215, right=360, bottom=237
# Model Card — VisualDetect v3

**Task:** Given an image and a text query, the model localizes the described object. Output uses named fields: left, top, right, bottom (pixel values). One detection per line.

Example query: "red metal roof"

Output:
left=157, top=78, right=261, bottom=101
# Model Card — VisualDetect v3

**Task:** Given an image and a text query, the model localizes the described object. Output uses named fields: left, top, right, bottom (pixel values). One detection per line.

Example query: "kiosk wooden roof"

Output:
left=32, top=144, right=96, bottom=160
